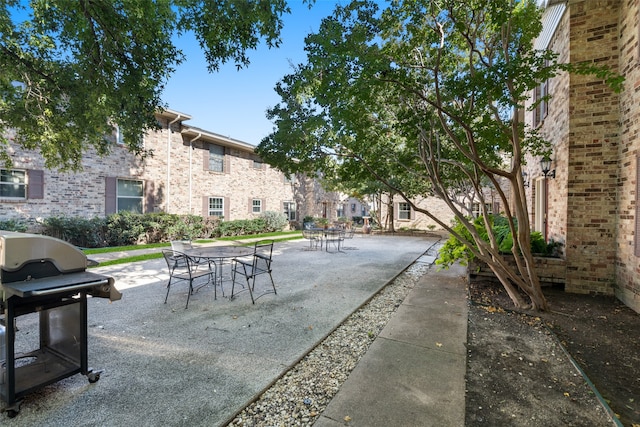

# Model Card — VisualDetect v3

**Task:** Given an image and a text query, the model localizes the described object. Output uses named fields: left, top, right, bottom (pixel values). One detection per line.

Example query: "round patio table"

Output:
left=186, top=246, right=254, bottom=297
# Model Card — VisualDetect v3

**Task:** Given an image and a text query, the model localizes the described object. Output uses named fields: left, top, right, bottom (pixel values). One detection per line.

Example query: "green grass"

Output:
left=87, top=231, right=303, bottom=268
left=83, top=242, right=170, bottom=255
left=215, top=230, right=301, bottom=241
left=91, top=252, right=163, bottom=268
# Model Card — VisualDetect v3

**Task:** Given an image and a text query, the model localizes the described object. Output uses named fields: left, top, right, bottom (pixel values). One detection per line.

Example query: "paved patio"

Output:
left=2, top=234, right=444, bottom=426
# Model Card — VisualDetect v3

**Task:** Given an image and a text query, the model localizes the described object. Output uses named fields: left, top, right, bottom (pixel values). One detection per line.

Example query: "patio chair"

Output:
left=342, top=228, right=357, bottom=250
left=171, top=239, right=208, bottom=268
left=302, top=228, right=321, bottom=250
left=230, top=240, right=277, bottom=304
left=324, top=229, right=345, bottom=253
left=170, top=240, right=193, bottom=252
left=162, top=250, right=216, bottom=309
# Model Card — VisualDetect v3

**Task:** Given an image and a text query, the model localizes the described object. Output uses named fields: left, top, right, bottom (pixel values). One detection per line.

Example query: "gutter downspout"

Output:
left=167, top=114, right=183, bottom=213
left=189, top=132, right=203, bottom=214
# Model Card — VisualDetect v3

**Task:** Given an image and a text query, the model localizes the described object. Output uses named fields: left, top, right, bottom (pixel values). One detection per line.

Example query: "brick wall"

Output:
left=379, top=194, right=455, bottom=231
left=0, top=112, right=319, bottom=228
left=563, top=0, right=620, bottom=295
left=615, top=0, right=640, bottom=311
left=0, top=134, right=143, bottom=227
left=523, top=0, right=640, bottom=306
left=542, top=7, right=571, bottom=250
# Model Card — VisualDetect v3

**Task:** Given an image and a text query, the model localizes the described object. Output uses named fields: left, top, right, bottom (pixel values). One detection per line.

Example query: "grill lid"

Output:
left=0, top=231, right=87, bottom=273
left=0, top=231, right=121, bottom=301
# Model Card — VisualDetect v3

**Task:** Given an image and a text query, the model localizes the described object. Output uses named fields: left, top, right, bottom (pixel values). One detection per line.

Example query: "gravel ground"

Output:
left=229, top=260, right=433, bottom=426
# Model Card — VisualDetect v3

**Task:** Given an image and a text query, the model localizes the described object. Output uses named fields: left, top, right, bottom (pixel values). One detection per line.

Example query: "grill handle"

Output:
left=30, top=279, right=111, bottom=296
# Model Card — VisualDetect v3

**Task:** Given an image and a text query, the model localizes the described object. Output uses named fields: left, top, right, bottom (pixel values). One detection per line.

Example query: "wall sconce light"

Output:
left=522, top=171, right=530, bottom=188
left=540, top=156, right=556, bottom=179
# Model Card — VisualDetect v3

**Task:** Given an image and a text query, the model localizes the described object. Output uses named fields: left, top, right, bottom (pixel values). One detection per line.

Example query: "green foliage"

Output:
left=0, top=1, right=290, bottom=170
left=104, top=211, right=147, bottom=247
left=315, top=217, right=330, bottom=227
left=37, top=212, right=285, bottom=247
left=216, top=218, right=267, bottom=237
left=0, top=218, right=28, bottom=232
left=260, top=210, right=289, bottom=232
left=437, top=215, right=557, bottom=268
left=40, top=216, right=107, bottom=248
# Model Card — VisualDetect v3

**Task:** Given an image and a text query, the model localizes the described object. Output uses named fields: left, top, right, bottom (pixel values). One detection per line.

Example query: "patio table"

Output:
left=310, top=228, right=345, bottom=253
left=186, top=246, right=254, bottom=296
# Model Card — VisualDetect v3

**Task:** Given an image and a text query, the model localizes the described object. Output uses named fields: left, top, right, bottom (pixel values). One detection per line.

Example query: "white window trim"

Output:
left=209, top=196, right=224, bottom=217
left=284, top=201, right=296, bottom=221
left=252, top=198, right=262, bottom=214
left=398, top=202, right=411, bottom=220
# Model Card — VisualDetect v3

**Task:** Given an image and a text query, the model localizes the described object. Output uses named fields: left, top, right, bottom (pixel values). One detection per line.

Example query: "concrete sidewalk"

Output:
left=314, top=262, right=468, bottom=427
left=2, top=234, right=468, bottom=426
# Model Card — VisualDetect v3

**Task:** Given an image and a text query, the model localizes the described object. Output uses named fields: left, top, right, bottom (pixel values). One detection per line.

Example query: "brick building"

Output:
left=0, top=109, right=344, bottom=229
left=524, top=0, right=640, bottom=312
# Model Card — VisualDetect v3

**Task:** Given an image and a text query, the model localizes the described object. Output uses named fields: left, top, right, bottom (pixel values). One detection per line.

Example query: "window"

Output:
left=208, top=144, right=225, bottom=172
left=0, top=169, right=26, bottom=198
left=398, top=202, right=411, bottom=220
left=115, top=125, right=125, bottom=145
left=117, top=179, right=143, bottom=213
left=209, top=197, right=224, bottom=217
left=284, top=201, right=296, bottom=221
left=284, top=174, right=297, bottom=184
left=252, top=199, right=262, bottom=214
left=533, top=59, right=549, bottom=127
left=472, top=202, right=494, bottom=218
left=351, top=203, right=356, bottom=213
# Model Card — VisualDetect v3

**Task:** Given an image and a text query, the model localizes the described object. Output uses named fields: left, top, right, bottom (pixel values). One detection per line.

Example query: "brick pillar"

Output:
left=563, top=0, right=620, bottom=294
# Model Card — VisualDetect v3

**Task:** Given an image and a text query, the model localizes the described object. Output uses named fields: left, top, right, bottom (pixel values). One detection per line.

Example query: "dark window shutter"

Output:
left=203, top=196, right=209, bottom=216
left=105, top=177, right=117, bottom=215
left=27, top=169, right=44, bottom=199
left=224, top=147, right=231, bottom=174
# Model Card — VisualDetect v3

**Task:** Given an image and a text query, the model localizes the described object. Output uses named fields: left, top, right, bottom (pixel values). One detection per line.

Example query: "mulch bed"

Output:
left=466, top=279, right=640, bottom=426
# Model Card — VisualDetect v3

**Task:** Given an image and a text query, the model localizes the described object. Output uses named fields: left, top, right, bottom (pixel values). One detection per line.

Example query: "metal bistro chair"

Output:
left=341, top=228, right=357, bottom=250
left=162, top=250, right=216, bottom=309
left=171, top=239, right=209, bottom=269
left=230, top=240, right=276, bottom=304
left=170, top=239, right=192, bottom=252
left=324, top=229, right=345, bottom=253
left=302, top=228, right=321, bottom=250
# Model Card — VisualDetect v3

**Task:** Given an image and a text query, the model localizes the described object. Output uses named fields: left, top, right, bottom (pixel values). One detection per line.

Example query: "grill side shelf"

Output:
left=1, top=271, right=114, bottom=298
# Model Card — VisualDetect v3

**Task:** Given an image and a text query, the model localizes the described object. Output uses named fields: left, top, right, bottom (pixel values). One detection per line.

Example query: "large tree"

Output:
left=0, top=0, right=290, bottom=170
left=258, top=0, right=622, bottom=310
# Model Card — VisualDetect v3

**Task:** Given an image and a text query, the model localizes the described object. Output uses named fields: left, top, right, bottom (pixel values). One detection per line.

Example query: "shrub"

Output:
left=40, top=216, right=106, bottom=248
left=0, top=219, right=28, bottom=232
left=437, top=214, right=559, bottom=268
left=104, top=211, right=146, bottom=246
left=217, top=218, right=261, bottom=236
left=34, top=210, right=285, bottom=248
left=260, top=211, right=288, bottom=232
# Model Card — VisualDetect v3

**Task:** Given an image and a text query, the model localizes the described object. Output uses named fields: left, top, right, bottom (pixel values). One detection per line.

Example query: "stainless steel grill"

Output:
left=0, top=231, right=121, bottom=418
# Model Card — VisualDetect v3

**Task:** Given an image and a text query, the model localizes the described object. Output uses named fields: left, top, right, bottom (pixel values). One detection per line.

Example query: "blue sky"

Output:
left=162, top=1, right=344, bottom=146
